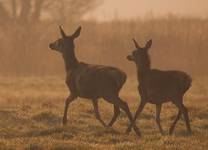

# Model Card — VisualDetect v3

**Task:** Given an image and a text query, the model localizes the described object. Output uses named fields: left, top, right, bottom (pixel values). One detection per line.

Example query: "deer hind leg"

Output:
left=108, top=104, right=120, bottom=127
left=126, top=101, right=146, bottom=133
left=156, top=104, right=164, bottom=134
left=92, top=99, right=107, bottom=127
left=169, top=110, right=181, bottom=135
left=174, top=100, right=192, bottom=134
left=63, top=95, right=76, bottom=125
left=181, top=104, right=192, bottom=134
left=113, top=96, right=141, bottom=137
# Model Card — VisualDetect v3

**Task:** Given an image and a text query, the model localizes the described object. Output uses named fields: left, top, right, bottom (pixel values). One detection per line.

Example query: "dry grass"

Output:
left=0, top=76, right=207, bottom=150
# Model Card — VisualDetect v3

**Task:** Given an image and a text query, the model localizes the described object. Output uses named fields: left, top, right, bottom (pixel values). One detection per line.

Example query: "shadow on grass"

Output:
left=197, top=111, right=208, bottom=120
left=92, top=126, right=121, bottom=137
left=200, top=124, right=208, bottom=130
left=140, top=113, right=154, bottom=120
left=171, top=130, right=193, bottom=137
left=32, top=111, right=62, bottom=126
left=22, top=126, right=66, bottom=137
left=1, top=125, right=80, bottom=140
left=51, top=143, right=93, bottom=150
left=0, top=110, right=29, bottom=127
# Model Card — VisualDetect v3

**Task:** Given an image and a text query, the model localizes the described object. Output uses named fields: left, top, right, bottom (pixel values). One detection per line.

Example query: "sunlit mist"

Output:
left=87, top=0, right=208, bottom=21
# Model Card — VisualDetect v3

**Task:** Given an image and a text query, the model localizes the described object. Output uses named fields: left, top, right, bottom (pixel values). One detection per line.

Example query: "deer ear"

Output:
left=145, top=39, right=152, bottom=50
left=72, top=26, right=81, bottom=39
left=132, top=38, right=140, bottom=49
left=59, top=26, right=66, bottom=38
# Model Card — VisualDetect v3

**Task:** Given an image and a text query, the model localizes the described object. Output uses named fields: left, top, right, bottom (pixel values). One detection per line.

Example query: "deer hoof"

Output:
left=63, top=119, right=68, bottom=125
left=168, top=128, right=174, bottom=135
left=125, top=127, right=131, bottom=133
left=135, top=129, right=142, bottom=137
left=160, top=131, right=165, bottom=135
left=187, top=130, right=192, bottom=136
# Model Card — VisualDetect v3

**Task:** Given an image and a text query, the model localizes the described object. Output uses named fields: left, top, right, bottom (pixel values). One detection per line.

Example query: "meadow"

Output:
left=0, top=7, right=208, bottom=149
left=0, top=75, right=207, bottom=150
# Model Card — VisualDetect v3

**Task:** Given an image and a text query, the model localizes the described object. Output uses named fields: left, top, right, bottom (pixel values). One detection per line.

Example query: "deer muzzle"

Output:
left=127, top=55, right=134, bottom=61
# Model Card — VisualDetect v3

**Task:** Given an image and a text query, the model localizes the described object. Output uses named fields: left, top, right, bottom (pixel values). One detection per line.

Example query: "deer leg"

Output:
left=174, top=102, right=192, bottom=134
left=181, top=104, right=192, bottom=134
left=126, top=101, right=146, bottom=133
left=63, top=95, right=76, bottom=125
left=108, top=104, right=120, bottom=127
left=114, top=96, right=141, bottom=137
left=156, top=104, right=164, bottom=134
left=169, top=110, right=181, bottom=135
left=92, top=99, right=107, bottom=127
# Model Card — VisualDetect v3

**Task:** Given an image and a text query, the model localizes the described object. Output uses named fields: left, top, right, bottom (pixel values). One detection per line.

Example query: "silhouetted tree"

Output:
left=0, top=0, right=101, bottom=75
left=0, top=0, right=100, bottom=24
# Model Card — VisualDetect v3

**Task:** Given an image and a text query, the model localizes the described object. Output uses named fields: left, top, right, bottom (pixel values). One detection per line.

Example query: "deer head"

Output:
left=49, top=26, right=81, bottom=54
left=127, top=39, right=152, bottom=70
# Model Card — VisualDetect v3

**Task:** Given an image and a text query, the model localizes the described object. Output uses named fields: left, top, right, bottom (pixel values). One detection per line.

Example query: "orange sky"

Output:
left=86, top=0, right=208, bottom=21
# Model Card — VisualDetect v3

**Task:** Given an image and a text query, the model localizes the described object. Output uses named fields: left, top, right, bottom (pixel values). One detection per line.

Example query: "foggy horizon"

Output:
left=86, top=0, right=208, bottom=21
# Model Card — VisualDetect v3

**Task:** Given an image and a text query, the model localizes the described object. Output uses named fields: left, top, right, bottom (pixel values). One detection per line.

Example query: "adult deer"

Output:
left=49, top=26, right=141, bottom=136
left=126, top=39, right=192, bottom=135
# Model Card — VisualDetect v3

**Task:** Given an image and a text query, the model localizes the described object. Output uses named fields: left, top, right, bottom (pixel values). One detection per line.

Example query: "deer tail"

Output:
left=182, top=73, right=192, bottom=94
left=115, top=71, right=127, bottom=91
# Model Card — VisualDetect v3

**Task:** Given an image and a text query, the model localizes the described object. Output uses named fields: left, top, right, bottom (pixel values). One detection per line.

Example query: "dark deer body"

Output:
left=126, top=39, right=192, bottom=135
left=66, top=63, right=126, bottom=99
left=49, top=26, right=141, bottom=136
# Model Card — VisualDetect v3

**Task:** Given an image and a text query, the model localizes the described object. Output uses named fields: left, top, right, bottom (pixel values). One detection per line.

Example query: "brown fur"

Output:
left=126, top=39, right=192, bottom=135
left=49, top=26, right=141, bottom=136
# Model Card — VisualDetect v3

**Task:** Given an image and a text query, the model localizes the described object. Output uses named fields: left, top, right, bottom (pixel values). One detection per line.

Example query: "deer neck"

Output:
left=63, top=47, right=79, bottom=73
left=136, top=54, right=151, bottom=83
left=136, top=64, right=151, bottom=84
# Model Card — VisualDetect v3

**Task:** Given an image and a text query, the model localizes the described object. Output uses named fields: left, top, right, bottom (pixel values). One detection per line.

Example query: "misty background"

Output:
left=90, top=0, right=208, bottom=21
left=0, top=0, right=207, bottom=76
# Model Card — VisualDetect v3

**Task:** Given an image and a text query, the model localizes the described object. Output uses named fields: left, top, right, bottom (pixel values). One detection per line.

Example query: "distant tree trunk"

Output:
left=0, top=2, right=11, bottom=25
left=19, top=0, right=32, bottom=23
left=11, top=0, right=17, bottom=19
left=32, top=0, right=45, bottom=21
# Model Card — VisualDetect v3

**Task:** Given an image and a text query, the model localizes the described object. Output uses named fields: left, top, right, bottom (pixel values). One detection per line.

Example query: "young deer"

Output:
left=126, top=39, right=192, bottom=135
left=49, top=26, right=141, bottom=136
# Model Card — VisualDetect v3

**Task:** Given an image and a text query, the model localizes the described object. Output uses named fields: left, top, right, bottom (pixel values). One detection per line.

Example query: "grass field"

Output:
left=0, top=76, right=208, bottom=150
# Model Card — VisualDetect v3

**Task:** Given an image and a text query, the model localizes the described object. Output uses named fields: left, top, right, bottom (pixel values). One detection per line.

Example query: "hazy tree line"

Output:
left=0, top=0, right=99, bottom=23
left=0, top=0, right=207, bottom=77
left=0, top=0, right=100, bottom=75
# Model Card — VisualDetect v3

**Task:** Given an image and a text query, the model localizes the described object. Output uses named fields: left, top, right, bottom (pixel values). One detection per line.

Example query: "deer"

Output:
left=125, top=39, right=192, bottom=135
left=49, top=26, right=141, bottom=136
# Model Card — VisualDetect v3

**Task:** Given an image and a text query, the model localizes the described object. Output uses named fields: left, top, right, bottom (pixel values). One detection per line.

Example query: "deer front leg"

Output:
left=174, top=101, right=192, bottom=135
left=126, top=101, right=146, bottom=133
left=108, top=104, right=120, bottom=127
left=63, top=95, right=76, bottom=125
left=114, top=96, right=141, bottom=137
left=169, top=110, right=181, bottom=135
left=92, top=99, right=107, bottom=127
left=156, top=104, right=164, bottom=134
